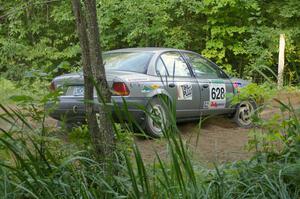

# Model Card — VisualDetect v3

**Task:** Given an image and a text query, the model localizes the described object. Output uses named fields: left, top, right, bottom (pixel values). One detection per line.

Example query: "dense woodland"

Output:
left=1, top=0, right=299, bottom=82
left=0, top=1, right=300, bottom=198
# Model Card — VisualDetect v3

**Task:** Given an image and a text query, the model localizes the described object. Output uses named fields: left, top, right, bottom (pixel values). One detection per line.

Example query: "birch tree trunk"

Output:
left=71, top=0, right=115, bottom=164
left=277, top=34, right=285, bottom=88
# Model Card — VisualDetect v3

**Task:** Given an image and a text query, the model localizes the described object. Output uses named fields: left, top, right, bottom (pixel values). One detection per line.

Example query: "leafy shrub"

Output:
left=248, top=99, right=300, bottom=163
left=231, top=83, right=276, bottom=106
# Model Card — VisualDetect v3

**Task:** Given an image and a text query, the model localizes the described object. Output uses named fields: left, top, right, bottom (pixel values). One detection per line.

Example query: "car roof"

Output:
left=105, top=47, right=192, bottom=54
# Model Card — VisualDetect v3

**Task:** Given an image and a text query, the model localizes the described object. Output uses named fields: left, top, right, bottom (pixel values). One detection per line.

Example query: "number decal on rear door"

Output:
left=209, top=84, right=226, bottom=108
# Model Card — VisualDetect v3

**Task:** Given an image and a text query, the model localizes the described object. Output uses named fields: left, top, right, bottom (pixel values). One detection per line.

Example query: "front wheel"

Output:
left=145, top=98, right=169, bottom=138
left=233, top=100, right=257, bottom=128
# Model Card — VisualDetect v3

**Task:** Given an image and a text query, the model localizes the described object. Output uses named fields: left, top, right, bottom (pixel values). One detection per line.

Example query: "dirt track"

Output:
left=1, top=92, right=299, bottom=164
left=136, top=91, right=300, bottom=165
left=136, top=116, right=251, bottom=165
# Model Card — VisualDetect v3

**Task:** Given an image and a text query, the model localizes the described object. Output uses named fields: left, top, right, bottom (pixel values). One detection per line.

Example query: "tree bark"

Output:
left=71, top=0, right=115, bottom=163
left=83, top=0, right=115, bottom=161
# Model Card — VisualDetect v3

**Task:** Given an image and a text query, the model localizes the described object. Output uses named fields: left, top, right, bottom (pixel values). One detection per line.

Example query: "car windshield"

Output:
left=103, top=52, right=154, bottom=74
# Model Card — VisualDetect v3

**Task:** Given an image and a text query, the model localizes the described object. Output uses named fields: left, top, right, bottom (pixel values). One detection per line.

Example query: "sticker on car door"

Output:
left=209, top=83, right=226, bottom=108
left=177, top=83, right=193, bottom=100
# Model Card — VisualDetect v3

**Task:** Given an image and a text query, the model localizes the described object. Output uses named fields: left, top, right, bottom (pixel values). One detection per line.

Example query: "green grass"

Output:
left=0, top=77, right=50, bottom=105
left=0, top=94, right=299, bottom=198
left=0, top=79, right=299, bottom=198
left=0, top=78, right=17, bottom=105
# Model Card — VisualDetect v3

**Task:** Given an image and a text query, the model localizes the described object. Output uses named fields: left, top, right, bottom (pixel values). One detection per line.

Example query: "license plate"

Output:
left=73, top=86, right=84, bottom=96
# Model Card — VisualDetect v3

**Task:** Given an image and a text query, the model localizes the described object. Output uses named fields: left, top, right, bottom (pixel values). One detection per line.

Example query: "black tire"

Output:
left=233, top=100, right=257, bottom=128
left=227, top=112, right=235, bottom=119
left=145, top=98, right=170, bottom=138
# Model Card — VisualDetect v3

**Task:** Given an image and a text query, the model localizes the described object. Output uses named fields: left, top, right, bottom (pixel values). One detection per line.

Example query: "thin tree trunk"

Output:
left=71, top=0, right=103, bottom=158
left=278, top=34, right=285, bottom=88
left=83, top=0, right=115, bottom=161
left=72, top=0, right=115, bottom=163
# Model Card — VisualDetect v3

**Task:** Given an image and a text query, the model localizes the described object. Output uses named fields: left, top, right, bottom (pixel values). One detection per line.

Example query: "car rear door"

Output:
left=182, top=52, right=235, bottom=115
left=155, top=51, right=201, bottom=118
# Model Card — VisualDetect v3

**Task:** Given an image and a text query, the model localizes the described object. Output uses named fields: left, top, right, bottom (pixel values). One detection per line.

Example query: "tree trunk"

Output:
left=277, top=34, right=285, bottom=88
left=71, top=0, right=115, bottom=163
left=83, top=0, right=115, bottom=161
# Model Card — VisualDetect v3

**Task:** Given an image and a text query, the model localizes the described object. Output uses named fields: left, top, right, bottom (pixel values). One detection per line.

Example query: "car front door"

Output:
left=182, top=52, right=235, bottom=115
left=156, top=51, right=201, bottom=118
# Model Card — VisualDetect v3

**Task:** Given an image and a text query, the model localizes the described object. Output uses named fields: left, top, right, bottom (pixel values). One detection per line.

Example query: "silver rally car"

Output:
left=48, top=48, right=256, bottom=137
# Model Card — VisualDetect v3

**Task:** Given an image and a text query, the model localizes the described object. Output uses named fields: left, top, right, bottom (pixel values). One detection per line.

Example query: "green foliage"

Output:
left=0, top=78, right=17, bottom=104
left=0, top=77, right=55, bottom=106
left=1, top=1, right=299, bottom=197
left=1, top=97, right=300, bottom=198
left=1, top=0, right=299, bottom=83
left=68, top=123, right=134, bottom=154
left=231, top=83, right=276, bottom=106
left=68, top=124, right=92, bottom=149
left=248, top=99, right=300, bottom=163
left=0, top=0, right=79, bottom=80
left=114, top=123, right=135, bottom=154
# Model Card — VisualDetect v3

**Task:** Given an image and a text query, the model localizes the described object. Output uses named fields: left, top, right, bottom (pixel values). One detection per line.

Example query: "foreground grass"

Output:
left=0, top=78, right=299, bottom=198
left=0, top=97, right=300, bottom=198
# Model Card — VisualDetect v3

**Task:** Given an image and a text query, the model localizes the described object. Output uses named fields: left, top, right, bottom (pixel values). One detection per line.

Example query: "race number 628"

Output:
left=211, top=87, right=225, bottom=100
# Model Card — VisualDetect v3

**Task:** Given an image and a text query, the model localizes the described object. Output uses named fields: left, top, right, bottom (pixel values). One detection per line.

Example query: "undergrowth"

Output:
left=0, top=77, right=299, bottom=198
left=0, top=88, right=300, bottom=198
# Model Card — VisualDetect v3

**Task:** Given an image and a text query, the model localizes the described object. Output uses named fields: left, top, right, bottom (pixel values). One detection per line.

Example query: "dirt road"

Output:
left=1, top=91, right=299, bottom=165
left=136, top=91, right=300, bottom=165
left=136, top=116, right=251, bottom=165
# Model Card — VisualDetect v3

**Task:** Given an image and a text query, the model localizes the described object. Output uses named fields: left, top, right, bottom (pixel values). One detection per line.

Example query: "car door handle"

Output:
left=169, top=83, right=176, bottom=88
left=202, top=84, right=209, bottom=88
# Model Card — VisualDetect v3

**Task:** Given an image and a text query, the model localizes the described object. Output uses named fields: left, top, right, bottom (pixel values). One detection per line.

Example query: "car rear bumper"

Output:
left=46, top=96, right=149, bottom=124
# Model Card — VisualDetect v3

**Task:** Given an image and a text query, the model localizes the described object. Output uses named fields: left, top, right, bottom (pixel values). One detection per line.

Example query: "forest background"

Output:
left=1, top=0, right=299, bottom=83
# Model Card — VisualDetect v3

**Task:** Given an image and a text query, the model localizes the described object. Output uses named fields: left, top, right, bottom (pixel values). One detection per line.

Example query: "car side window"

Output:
left=156, top=52, right=191, bottom=77
left=156, top=57, right=168, bottom=76
left=184, top=53, right=227, bottom=79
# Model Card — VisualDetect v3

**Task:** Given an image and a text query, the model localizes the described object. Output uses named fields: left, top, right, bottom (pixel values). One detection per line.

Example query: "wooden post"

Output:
left=277, top=34, right=285, bottom=88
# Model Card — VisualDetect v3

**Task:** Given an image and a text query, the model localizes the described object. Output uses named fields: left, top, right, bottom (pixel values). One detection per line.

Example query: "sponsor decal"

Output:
left=209, top=101, right=226, bottom=108
left=150, top=84, right=160, bottom=89
left=233, top=81, right=241, bottom=88
left=141, top=84, right=160, bottom=93
left=141, top=86, right=152, bottom=93
left=233, top=81, right=242, bottom=93
left=210, top=101, right=217, bottom=108
left=177, top=83, right=192, bottom=100
left=203, top=101, right=210, bottom=108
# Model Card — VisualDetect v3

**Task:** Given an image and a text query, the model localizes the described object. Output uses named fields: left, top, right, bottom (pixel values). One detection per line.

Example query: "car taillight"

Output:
left=112, top=82, right=130, bottom=96
left=49, top=82, right=56, bottom=92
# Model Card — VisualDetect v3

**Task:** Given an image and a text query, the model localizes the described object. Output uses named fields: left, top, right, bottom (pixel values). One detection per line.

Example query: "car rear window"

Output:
left=103, top=52, right=154, bottom=74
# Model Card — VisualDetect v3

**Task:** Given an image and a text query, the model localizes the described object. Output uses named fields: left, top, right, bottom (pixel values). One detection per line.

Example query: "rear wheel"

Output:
left=234, top=100, right=257, bottom=128
left=145, top=98, right=169, bottom=138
